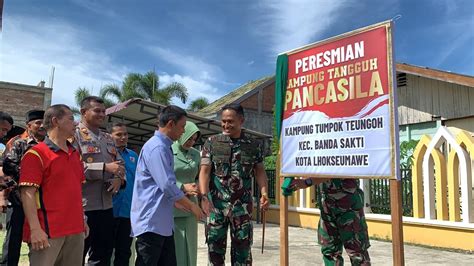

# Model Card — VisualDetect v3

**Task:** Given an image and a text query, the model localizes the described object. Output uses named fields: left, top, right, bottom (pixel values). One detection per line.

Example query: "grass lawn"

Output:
left=0, top=230, right=30, bottom=265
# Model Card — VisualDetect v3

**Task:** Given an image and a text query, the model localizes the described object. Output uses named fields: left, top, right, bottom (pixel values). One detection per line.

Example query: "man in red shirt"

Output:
left=19, top=104, right=88, bottom=266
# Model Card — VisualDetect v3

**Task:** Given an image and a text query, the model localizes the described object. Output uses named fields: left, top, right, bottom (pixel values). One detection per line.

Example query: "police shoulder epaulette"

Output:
left=67, top=136, right=75, bottom=143
left=79, top=127, right=89, bottom=134
left=100, top=130, right=112, bottom=138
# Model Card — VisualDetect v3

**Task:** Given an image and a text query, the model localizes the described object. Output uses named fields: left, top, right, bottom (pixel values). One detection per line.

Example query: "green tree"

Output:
left=264, top=105, right=279, bottom=170
left=100, top=71, right=188, bottom=105
left=187, top=97, right=209, bottom=112
left=400, top=139, right=419, bottom=169
left=71, top=87, right=91, bottom=114
left=72, top=87, right=115, bottom=114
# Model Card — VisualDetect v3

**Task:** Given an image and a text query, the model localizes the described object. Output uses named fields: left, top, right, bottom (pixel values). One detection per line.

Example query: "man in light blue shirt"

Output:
left=110, top=123, right=138, bottom=266
left=131, top=105, right=204, bottom=266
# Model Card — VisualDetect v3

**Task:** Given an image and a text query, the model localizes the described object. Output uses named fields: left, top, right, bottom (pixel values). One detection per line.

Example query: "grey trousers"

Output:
left=29, top=233, right=85, bottom=266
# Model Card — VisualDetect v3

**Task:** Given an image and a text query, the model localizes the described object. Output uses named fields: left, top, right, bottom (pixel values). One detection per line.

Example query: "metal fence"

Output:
left=263, top=169, right=413, bottom=216
left=253, top=170, right=277, bottom=204
left=369, top=168, right=413, bottom=216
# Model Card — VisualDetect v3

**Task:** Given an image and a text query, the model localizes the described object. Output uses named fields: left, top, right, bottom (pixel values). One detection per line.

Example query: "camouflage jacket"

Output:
left=319, top=179, right=360, bottom=195
left=2, top=133, right=39, bottom=205
left=201, top=133, right=263, bottom=206
left=3, top=134, right=38, bottom=182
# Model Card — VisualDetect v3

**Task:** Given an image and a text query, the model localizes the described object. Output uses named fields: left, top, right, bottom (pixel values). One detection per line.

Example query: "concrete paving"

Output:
left=196, top=222, right=473, bottom=265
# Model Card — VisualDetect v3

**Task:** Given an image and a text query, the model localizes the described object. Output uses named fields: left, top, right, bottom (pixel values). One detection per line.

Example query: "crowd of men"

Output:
left=0, top=97, right=370, bottom=266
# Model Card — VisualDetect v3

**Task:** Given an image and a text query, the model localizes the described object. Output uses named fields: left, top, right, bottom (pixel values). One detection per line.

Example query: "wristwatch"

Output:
left=304, top=178, right=313, bottom=187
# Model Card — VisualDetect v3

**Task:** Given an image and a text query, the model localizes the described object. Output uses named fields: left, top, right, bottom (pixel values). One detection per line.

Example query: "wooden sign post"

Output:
left=390, top=180, right=405, bottom=265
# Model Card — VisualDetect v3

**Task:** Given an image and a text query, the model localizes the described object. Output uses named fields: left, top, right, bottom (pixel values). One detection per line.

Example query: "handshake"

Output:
left=181, top=183, right=199, bottom=197
left=175, top=182, right=205, bottom=220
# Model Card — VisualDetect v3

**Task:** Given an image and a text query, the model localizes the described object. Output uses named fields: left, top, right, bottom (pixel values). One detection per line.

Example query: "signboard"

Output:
left=277, top=21, right=399, bottom=179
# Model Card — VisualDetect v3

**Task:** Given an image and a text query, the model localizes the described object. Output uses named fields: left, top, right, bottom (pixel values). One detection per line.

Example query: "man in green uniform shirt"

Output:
left=199, top=103, right=269, bottom=266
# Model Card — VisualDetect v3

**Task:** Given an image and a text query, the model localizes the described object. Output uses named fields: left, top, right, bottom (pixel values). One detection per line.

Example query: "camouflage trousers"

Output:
left=205, top=206, right=253, bottom=266
left=318, top=188, right=371, bottom=266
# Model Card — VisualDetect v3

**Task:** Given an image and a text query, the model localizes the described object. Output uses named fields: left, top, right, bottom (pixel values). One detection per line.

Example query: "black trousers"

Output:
left=135, top=232, right=176, bottom=266
left=83, top=208, right=114, bottom=266
left=113, top=217, right=133, bottom=266
left=0, top=204, right=24, bottom=266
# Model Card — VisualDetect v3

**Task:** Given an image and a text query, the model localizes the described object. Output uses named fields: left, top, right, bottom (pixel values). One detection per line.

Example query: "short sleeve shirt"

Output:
left=19, top=138, right=85, bottom=241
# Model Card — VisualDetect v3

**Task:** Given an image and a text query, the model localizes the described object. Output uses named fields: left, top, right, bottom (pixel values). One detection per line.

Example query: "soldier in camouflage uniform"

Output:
left=291, top=178, right=371, bottom=265
left=200, top=103, right=269, bottom=266
left=1, top=110, right=45, bottom=266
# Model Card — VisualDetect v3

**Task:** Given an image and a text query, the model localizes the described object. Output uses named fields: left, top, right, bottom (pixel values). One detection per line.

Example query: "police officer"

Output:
left=1, top=110, right=45, bottom=266
left=74, top=96, right=125, bottom=265
left=199, top=103, right=269, bottom=265
left=291, top=178, right=371, bottom=265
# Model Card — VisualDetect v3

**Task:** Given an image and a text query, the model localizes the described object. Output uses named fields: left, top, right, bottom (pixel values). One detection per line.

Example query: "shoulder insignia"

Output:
left=79, top=129, right=92, bottom=140
left=67, top=136, right=75, bottom=143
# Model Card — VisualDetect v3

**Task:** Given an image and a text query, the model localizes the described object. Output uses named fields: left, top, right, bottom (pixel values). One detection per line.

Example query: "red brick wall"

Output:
left=241, top=94, right=258, bottom=111
left=240, top=81, right=276, bottom=113
left=262, top=82, right=275, bottom=112
left=0, top=87, right=46, bottom=125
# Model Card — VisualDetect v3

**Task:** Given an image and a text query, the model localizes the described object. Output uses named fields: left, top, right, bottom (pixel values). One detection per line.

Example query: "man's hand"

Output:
left=289, top=179, right=308, bottom=191
left=174, top=202, right=191, bottom=212
left=182, top=183, right=199, bottom=196
left=200, top=197, right=214, bottom=217
left=260, top=194, right=270, bottom=211
left=0, top=189, right=9, bottom=213
left=30, top=228, right=50, bottom=251
left=190, top=204, right=205, bottom=221
left=290, top=178, right=330, bottom=191
left=104, top=161, right=125, bottom=179
left=107, top=178, right=122, bottom=194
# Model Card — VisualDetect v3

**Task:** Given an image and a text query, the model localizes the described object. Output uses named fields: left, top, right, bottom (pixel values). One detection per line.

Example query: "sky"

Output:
left=0, top=0, right=473, bottom=109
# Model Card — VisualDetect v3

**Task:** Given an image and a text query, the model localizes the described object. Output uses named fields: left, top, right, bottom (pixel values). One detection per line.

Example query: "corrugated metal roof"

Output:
left=197, top=76, right=273, bottom=116
left=105, top=98, right=271, bottom=147
left=396, top=63, right=474, bottom=87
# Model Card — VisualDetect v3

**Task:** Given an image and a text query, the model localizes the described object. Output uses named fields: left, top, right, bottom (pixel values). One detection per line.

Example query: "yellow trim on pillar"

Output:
left=291, top=189, right=299, bottom=207
left=432, top=149, right=448, bottom=220
left=450, top=130, right=474, bottom=222
left=306, top=185, right=315, bottom=209
left=412, top=135, right=431, bottom=218
left=447, top=150, right=461, bottom=221
left=455, top=130, right=474, bottom=154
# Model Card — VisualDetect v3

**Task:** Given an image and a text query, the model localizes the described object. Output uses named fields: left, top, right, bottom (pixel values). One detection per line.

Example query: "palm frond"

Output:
left=141, top=71, right=160, bottom=99
left=155, top=82, right=188, bottom=104
left=74, top=87, right=92, bottom=107
left=187, top=97, right=209, bottom=112
left=100, top=84, right=122, bottom=102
